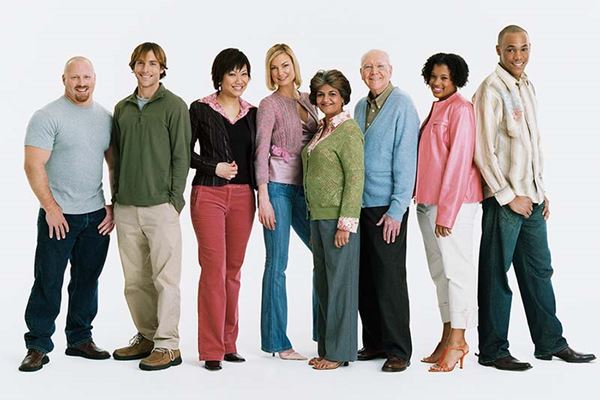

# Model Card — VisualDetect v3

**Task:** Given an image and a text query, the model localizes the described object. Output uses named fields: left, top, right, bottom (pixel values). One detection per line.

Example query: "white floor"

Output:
left=2, top=209, right=598, bottom=400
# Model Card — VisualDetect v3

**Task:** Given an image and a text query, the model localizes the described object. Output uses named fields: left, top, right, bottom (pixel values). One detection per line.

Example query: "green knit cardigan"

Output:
left=301, top=119, right=365, bottom=221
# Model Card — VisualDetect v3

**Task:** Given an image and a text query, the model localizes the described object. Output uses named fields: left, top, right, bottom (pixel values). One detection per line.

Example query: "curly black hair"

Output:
left=421, top=53, right=469, bottom=88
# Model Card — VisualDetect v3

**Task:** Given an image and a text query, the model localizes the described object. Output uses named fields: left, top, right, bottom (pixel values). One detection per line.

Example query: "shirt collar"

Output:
left=199, top=92, right=254, bottom=124
left=367, top=83, right=394, bottom=109
left=319, top=111, right=352, bottom=131
left=496, top=64, right=529, bottom=88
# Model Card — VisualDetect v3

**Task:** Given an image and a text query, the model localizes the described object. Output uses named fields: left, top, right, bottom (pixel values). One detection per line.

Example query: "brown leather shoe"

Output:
left=139, top=348, right=182, bottom=371
left=357, top=347, right=386, bottom=361
left=113, top=333, right=154, bottom=360
left=381, top=356, right=410, bottom=372
left=19, top=349, right=49, bottom=372
left=65, top=341, right=110, bottom=360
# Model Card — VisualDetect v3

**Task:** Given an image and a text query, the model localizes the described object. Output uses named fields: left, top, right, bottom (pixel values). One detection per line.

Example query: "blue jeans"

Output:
left=260, top=182, right=316, bottom=352
left=478, top=198, right=568, bottom=362
left=24, top=208, right=110, bottom=353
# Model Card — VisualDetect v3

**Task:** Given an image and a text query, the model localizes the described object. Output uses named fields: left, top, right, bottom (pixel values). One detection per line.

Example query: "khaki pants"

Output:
left=114, top=202, right=182, bottom=349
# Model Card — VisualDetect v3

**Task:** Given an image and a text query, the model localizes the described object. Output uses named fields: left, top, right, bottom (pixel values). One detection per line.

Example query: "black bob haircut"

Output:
left=421, top=53, right=469, bottom=88
left=211, top=48, right=251, bottom=91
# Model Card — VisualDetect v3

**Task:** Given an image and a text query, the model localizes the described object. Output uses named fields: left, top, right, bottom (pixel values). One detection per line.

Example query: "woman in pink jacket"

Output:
left=415, top=53, right=483, bottom=372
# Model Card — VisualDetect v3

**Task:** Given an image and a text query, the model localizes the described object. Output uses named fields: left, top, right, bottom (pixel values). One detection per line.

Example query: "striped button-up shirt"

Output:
left=473, top=64, right=545, bottom=205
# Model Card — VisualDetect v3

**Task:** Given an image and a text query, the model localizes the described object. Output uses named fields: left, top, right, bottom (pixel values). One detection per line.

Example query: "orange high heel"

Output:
left=428, top=346, right=469, bottom=372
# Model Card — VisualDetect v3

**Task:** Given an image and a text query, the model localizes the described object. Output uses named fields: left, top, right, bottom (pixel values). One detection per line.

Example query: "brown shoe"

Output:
left=19, top=349, right=49, bottom=372
left=357, top=347, right=386, bottom=361
left=113, top=333, right=154, bottom=360
left=382, top=356, right=410, bottom=372
left=139, top=348, right=182, bottom=371
left=66, top=341, right=110, bottom=360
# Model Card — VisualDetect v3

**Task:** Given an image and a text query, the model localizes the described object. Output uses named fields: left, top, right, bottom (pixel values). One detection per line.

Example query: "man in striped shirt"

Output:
left=473, top=25, right=595, bottom=371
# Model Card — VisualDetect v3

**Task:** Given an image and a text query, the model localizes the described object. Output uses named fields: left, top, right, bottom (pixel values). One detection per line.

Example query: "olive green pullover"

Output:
left=112, top=84, right=191, bottom=212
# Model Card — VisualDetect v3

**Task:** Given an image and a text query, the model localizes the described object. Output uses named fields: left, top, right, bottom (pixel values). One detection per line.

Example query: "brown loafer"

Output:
left=19, top=349, right=49, bottom=372
left=381, top=356, right=410, bottom=372
left=65, top=341, right=110, bottom=360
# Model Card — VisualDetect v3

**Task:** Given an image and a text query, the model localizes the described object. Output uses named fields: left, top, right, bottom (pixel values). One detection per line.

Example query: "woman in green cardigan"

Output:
left=301, top=70, right=364, bottom=370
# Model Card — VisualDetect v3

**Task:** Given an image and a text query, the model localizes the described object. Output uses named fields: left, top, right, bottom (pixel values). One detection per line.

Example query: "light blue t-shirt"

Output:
left=25, top=96, right=112, bottom=214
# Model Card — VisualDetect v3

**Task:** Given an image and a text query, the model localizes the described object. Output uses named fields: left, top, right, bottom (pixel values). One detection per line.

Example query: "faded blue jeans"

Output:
left=260, top=182, right=316, bottom=353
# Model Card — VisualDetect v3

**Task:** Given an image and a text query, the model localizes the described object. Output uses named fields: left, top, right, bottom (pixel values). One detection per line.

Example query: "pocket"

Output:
left=499, top=204, right=522, bottom=224
left=431, top=121, right=449, bottom=148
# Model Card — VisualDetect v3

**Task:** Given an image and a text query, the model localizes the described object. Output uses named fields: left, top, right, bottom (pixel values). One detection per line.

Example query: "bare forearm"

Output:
left=25, top=163, right=58, bottom=211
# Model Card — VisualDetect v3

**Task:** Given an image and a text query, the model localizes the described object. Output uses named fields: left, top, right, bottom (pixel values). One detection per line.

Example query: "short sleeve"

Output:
left=25, top=109, right=56, bottom=150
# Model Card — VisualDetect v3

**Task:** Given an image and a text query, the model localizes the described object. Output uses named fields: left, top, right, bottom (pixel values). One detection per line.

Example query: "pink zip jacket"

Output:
left=415, top=92, right=483, bottom=228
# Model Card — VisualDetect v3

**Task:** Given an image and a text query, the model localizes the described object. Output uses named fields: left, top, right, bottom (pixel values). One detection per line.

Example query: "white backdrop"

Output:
left=1, top=1, right=599, bottom=399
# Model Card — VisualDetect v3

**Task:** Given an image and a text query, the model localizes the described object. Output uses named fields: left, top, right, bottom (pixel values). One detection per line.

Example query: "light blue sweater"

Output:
left=354, top=87, right=419, bottom=220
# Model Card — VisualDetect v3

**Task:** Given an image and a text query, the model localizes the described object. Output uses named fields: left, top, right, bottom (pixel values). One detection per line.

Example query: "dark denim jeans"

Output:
left=478, top=198, right=568, bottom=362
left=24, top=208, right=110, bottom=353
left=260, top=182, right=317, bottom=352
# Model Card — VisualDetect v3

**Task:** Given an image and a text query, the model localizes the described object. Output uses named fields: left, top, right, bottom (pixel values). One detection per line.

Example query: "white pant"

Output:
left=417, top=203, right=479, bottom=329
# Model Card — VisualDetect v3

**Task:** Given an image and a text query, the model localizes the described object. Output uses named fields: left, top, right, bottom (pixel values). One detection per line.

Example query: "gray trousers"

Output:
left=310, top=219, right=359, bottom=362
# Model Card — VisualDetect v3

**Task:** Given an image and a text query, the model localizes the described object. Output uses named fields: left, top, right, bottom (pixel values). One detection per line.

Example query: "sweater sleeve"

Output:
left=110, top=105, right=121, bottom=204
left=168, top=98, right=192, bottom=213
left=338, top=124, right=365, bottom=222
left=473, top=88, right=515, bottom=205
left=386, top=97, right=419, bottom=220
left=436, top=102, right=476, bottom=228
left=255, top=98, right=276, bottom=186
left=190, top=103, right=221, bottom=176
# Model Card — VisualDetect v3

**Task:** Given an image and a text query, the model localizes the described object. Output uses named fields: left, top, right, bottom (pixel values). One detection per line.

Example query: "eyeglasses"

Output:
left=361, top=64, right=389, bottom=73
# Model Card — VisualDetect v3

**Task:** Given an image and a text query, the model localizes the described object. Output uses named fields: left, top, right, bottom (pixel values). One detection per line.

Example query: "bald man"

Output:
left=354, top=49, right=419, bottom=372
left=20, top=57, right=113, bottom=372
left=474, top=25, right=595, bottom=371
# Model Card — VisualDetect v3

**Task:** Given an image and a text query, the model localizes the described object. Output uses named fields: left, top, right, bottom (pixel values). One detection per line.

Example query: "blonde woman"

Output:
left=255, top=44, right=319, bottom=360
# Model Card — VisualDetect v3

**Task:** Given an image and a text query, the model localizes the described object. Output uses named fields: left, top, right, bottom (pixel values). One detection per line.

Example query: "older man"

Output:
left=21, top=57, right=113, bottom=372
left=474, top=25, right=595, bottom=371
left=354, top=49, right=419, bottom=372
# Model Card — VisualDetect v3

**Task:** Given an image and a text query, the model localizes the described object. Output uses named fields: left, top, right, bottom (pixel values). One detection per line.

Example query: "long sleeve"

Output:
left=169, top=100, right=192, bottom=212
left=255, top=98, right=276, bottom=186
left=436, top=103, right=476, bottom=228
left=190, top=103, right=221, bottom=176
left=338, top=125, right=365, bottom=223
left=387, top=99, right=419, bottom=220
left=110, top=105, right=121, bottom=204
left=473, top=89, right=515, bottom=205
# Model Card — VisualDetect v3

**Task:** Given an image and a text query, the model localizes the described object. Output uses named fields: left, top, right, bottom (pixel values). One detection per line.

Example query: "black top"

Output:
left=222, top=116, right=252, bottom=184
left=189, top=101, right=257, bottom=188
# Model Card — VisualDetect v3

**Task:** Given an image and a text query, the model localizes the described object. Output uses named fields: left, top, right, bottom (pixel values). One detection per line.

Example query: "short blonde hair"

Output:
left=265, top=44, right=302, bottom=91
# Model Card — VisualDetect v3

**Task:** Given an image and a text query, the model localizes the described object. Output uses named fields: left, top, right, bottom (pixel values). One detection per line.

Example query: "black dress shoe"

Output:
left=205, top=360, right=222, bottom=371
left=535, top=346, right=596, bottom=363
left=19, top=349, right=50, bottom=372
left=478, top=355, right=532, bottom=371
left=381, top=356, right=410, bottom=372
left=224, top=352, right=246, bottom=362
left=357, top=347, right=386, bottom=361
left=65, top=341, right=110, bottom=360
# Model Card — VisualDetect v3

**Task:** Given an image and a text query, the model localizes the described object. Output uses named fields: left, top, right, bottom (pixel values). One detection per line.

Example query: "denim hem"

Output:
left=67, top=337, right=93, bottom=348
left=477, top=350, right=511, bottom=363
left=262, top=346, right=293, bottom=354
left=26, top=344, right=52, bottom=354
left=534, top=342, right=569, bottom=358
